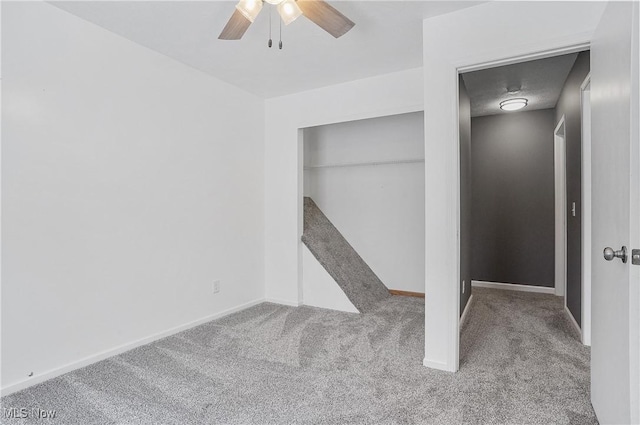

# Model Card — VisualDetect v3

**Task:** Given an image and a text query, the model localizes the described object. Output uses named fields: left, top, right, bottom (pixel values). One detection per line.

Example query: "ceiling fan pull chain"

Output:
left=279, top=18, right=283, bottom=49
left=268, top=7, right=273, bottom=48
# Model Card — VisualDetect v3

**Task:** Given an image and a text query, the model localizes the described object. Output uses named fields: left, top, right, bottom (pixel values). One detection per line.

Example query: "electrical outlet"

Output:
left=462, top=280, right=466, bottom=293
left=213, top=280, right=221, bottom=294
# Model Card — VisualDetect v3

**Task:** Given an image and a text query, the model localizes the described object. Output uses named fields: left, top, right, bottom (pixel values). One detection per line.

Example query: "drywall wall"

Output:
left=264, top=68, right=424, bottom=306
left=555, top=51, right=591, bottom=326
left=2, top=2, right=265, bottom=393
left=302, top=246, right=358, bottom=313
left=459, top=77, right=472, bottom=313
left=470, top=109, right=556, bottom=287
left=303, top=112, right=425, bottom=293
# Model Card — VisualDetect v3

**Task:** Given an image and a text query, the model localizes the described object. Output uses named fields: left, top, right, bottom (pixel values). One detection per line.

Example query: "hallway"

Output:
left=460, top=288, right=591, bottom=423
left=1, top=289, right=593, bottom=424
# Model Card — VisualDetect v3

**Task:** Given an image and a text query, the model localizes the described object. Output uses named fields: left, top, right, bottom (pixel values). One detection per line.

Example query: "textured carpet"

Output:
left=301, top=197, right=390, bottom=312
left=0, top=288, right=595, bottom=424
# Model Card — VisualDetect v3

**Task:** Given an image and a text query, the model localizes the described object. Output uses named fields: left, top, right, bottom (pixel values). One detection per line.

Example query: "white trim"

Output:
left=580, top=74, right=592, bottom=346
left=459, top=295, right=474, bottom=328
left=457, top=43, right=591, bottom=73
left=472, top=280, right=556, bottom=294
left=554, top=116, right=568, bottom=298
left=296, top=129, right=305, bottom=308
left=0, top=298, right=265, bottom=397
left=565, top=304, right=583, bottom=338
left=580, top=72, right=592, bottom=91
left=422, top=358, right=449, bottom=371
left=265, top=297, right=301, bottom=307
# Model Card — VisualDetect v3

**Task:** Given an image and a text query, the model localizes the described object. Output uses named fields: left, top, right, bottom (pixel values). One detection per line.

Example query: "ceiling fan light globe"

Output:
left=235, top=0, right=263, bottom=22
left=278, top=0, right=303, bottom=25
left=265, top=0, right=283, bottom=5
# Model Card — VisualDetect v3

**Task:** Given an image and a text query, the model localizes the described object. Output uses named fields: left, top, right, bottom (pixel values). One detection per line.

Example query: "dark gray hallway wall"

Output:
left=459, top=76, right=472, bottom=314
left=471, top=109, right=556, bottom=287
left=555, top=51, right=590, bottom=326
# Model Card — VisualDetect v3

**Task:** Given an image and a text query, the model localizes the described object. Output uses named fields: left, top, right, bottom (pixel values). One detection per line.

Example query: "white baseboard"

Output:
left=472, top=280, right=555, bottom=294
left=0, top=298, right=265, bottom=397
left=422, top=357, right=454, bottom=372
left=265, top=297, right=301, bottom=307
left=564, top=305, right=583, bottom=339
left=460, top=294, right=474, bottom=328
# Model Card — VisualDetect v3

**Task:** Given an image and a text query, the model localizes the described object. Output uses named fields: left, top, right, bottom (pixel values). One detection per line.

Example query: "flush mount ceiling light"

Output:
left=499, top=98, right=528, bottom=111
left=220, top=0, right=355, bottom=48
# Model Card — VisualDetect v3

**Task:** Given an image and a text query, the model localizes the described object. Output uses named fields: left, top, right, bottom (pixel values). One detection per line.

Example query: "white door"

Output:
left=590, top=2, right=639, bottom=424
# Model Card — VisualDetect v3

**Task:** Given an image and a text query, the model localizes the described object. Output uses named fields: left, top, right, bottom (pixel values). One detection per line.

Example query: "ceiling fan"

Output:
left=219, top=0, right=355, bottom=40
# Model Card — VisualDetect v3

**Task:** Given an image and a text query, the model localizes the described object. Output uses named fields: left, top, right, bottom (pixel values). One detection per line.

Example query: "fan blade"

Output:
left=218, top=9, right=252, bottom=40
left=297, top=0, right=355, bottom=38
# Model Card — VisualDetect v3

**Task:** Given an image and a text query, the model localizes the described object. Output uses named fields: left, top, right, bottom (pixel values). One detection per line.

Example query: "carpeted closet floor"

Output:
left=1, top=288, right=595, bottom=424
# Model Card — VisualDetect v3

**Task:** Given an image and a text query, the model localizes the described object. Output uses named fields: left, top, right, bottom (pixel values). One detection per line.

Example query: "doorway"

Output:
left=300, top=112, right=426, bottom=312
left=422, top=2, right=639, bottom=422
left=458, top=51, right=592, bottom=353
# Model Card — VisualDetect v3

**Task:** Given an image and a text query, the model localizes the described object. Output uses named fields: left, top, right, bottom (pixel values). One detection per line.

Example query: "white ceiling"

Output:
left=461, top=53, right=580, bottom=117
left=52, top=1, right=482, bottom=98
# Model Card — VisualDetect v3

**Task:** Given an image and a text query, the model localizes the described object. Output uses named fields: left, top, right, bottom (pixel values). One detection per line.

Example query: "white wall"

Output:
left=303, top=112, right=425, bottom=293
left=264, top=68, right=424, bottom=306
left=422, top=1, right=606, bottom=372
left=302, top=246, right=357, bottom=313
left=1, top=2, right=265, bottom=393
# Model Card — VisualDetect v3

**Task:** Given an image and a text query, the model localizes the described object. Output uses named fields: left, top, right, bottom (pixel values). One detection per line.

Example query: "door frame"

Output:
left=422, top=1, right=606, bottom=373
left=447, top=43, right=590, bottom=371
left=554, top=116, right=567, bottom=300
left=423, top=0, right=637, bottom=421
left=580, top=74, right=592, bottom=346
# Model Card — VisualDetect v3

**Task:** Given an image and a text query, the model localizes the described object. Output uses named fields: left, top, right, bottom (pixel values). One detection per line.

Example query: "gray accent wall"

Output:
left=459, top=76, right=472, bottom=314
left=471, top=109, right=556, bottom=287
left=555, top=51, right=590, bottom=326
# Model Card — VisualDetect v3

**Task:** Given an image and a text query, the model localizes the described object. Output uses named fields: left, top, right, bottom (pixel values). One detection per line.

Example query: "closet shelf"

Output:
left=304, top=158, right=424, bottom=169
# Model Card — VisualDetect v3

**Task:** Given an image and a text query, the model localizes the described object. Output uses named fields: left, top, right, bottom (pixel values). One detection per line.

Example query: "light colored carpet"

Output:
left=302, top=197, right=390, bottom=312
left=0, top=288, right=595, bottom=424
